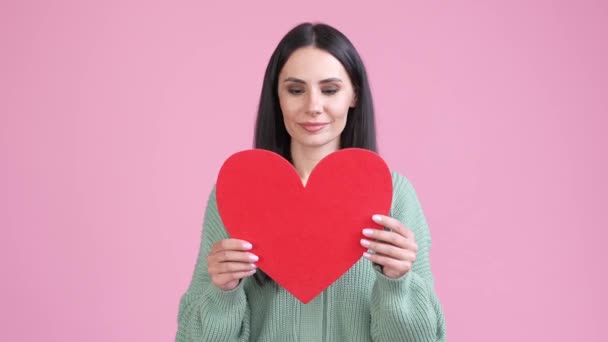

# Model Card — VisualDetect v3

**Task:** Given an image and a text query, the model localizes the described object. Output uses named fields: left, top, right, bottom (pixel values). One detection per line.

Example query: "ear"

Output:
left=350, top=95, right=358, bottom=108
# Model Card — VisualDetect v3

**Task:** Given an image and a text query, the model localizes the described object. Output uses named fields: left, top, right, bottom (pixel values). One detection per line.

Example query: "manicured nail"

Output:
left=362, top=229, right=374, bottom=237
left=360, top=239, right=371, bottom=247
left=243, top=242, right=253, bottom=249
left=249, top=254, right=259, bottom=262
left=372, top=214, right=382, bottom=223
left=363, top=252, right=372, bottom=258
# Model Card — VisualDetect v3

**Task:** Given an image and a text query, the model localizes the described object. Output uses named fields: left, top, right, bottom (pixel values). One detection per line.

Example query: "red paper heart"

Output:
left=216, top=148, right=393, bottom=303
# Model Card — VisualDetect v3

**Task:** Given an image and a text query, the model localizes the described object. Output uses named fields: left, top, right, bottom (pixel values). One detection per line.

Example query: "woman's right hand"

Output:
left=207, top=239, right=259, bottom=291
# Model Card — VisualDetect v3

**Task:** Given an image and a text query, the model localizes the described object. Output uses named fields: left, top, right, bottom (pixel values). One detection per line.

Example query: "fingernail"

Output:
left=250, top=263, right=257, bottom=269
left=363, top=252, right=372, bottom=258
left=372, top=215, right=382, bottom=222
left=360, top=239, right=371, bottom=247
left=243, top=242, right=253, bottom=249
left=362, top=229, right=374, bottom=237
left=249, top=254, right=259, bottom=262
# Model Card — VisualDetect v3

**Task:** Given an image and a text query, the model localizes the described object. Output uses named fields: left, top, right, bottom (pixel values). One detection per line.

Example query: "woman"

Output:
left=177, top=22, right=446, bottom=341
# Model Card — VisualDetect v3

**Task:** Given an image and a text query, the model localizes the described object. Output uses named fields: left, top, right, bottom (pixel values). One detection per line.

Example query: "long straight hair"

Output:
left=254, top=22, right=378, bottom=162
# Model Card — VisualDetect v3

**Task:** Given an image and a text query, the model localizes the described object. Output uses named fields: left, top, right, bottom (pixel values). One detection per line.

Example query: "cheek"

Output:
left=328, top=98, right=352, bottom=121
left=279, top=97, right=301, bottom=120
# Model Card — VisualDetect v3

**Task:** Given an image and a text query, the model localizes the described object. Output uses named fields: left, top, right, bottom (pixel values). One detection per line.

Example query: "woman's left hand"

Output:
left=361, top=214, right=418, bottom=279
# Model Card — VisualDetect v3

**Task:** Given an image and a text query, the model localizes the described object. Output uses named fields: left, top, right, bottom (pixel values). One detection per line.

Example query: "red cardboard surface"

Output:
left=216, top=148, right=393, bottom=303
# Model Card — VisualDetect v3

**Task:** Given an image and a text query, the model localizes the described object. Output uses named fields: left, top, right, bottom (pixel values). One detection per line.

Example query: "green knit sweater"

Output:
left=176, top=171, right=446, bottom=341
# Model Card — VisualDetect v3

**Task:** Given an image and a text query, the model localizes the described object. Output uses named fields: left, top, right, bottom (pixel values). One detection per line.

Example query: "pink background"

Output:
left=1, top=1, right=606, bottom=341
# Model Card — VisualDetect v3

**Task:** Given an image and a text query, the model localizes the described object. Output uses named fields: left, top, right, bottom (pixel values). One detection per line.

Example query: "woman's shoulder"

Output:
left=388, top=170, right=426, bottom=219
left=390, top=170, right=415, bottom=194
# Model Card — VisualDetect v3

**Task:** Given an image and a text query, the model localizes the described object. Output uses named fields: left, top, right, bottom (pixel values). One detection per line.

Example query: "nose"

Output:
left=305, top=89, right=322, bottom=115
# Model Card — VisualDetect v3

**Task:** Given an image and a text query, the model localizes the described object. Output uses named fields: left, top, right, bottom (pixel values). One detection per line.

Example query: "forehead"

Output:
left=279, top=47, right=349, bottom=81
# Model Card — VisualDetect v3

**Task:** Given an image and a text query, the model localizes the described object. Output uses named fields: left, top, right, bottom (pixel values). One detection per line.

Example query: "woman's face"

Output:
left=277, top=47, right=357, bottom=151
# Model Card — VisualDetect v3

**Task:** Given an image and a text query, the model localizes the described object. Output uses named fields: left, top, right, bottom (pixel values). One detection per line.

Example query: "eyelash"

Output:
left=287, top=88, right=339, bottom=95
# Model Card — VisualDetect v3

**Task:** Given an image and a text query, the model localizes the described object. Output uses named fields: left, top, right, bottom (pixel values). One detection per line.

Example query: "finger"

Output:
left=360, top=239, right=412, bottom=260
left=211, top=261, right=257, bottom=275
left=372, top=215, right=412, bottom=239
left=362, top=228, right=408, bottom=248
left=372, top=248, right=417, bottom=264
left=212, top=269, right=257, bottom=285
left=363, top=252, right=412, bottom=272
left=209, top=250, right=259, bottom=264
left=368, top=238, right=418, bottom=253
left=211, top=239, right=253, bottom=253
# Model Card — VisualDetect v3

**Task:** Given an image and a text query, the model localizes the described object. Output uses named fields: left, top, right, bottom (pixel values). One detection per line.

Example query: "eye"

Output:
left=288, top=88, right=304, bottom=95
left=322, top=88, right=339, bottom=95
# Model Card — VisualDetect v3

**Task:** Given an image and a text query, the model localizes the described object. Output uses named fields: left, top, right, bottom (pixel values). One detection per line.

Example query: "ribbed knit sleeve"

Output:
left=176, top=186, right=250, bottom=342
left=370, top=172, right=447, bottom=341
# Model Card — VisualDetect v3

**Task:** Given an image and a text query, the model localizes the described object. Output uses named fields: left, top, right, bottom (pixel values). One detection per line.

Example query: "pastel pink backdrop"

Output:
left=1, top=1, right=606, bottom=341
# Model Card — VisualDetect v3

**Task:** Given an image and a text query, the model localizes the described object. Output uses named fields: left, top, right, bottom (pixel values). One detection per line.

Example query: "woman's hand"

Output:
left=361, top=214, right=418, bottom=279
left=207, top=239, right=258, bottom=291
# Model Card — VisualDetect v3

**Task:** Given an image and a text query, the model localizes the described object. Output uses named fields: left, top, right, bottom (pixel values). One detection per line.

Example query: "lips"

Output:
left=299, top=122, right=329, bottom=133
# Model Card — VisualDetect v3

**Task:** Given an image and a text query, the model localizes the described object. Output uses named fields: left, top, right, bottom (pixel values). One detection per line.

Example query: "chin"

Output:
left=294, top=135, right=340, bottom=149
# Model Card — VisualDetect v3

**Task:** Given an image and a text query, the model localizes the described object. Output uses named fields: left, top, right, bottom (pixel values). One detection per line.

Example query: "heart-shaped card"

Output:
left=216, top=148, right=392, bottom=303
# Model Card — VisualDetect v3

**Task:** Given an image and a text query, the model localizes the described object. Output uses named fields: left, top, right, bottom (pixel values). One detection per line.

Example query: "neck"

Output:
left=291, top=140, right=340, bottom=186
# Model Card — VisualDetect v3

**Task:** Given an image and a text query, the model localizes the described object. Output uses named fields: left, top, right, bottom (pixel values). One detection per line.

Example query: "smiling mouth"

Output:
left=299, top=123, right=329, bottom=133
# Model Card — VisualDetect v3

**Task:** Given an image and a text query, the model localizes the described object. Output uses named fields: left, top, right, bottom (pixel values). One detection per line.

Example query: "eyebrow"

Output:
left=283, top=77, right=343, bottom=84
